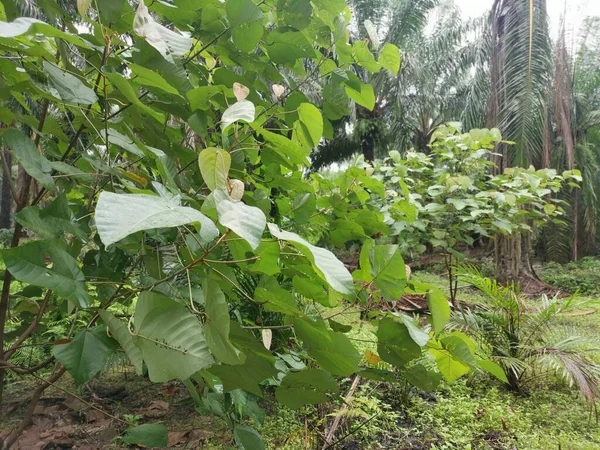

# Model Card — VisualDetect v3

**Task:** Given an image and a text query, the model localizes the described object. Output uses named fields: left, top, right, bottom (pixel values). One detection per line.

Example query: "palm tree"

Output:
left=485, top=0, right=553, bottom=286
left=451, top=266, right=600, bottom=403
left=540, top=17, right=600, bottom=262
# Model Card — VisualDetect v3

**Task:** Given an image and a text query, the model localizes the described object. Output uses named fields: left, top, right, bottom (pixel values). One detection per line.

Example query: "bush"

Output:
left=540, top=257, right=600, bottom=296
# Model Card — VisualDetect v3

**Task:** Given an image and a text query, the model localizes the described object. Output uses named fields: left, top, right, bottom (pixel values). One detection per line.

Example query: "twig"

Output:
left=321, top=375, right=361, bottom=449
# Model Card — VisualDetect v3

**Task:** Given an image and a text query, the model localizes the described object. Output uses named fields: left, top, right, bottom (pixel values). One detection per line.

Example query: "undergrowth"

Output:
left=540, top=257, right=600, bottom=296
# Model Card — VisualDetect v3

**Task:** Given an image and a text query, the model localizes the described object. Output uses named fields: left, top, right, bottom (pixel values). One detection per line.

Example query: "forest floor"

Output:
left=1, top=259, right=599, bottom=450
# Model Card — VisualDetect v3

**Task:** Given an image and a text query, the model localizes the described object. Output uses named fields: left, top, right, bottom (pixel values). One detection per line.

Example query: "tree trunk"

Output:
left=0, top=151, right=12, bottom=229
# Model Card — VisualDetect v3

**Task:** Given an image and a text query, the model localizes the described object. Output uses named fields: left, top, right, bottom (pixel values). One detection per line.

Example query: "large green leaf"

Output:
left=208, top=353, right=277, bottom=397
left=215, top=190, right=266, bottom=250
left=133, top=291, right=214, bottom=382
left=226, top=0, right=263, bottom=26
left=265, top=29, right=314, bottom=64
left=268, top=224, right=353, bottom=295
left=233, top=424, right=265, bottom=450
left=0, top=17, right=92, bottom=48
left=295, top=103, right=323, bottom=148
left=122, top=424, right=168, bottom=448
left=133, top=0, right=192, bottom=64
left=254, top=286, right=300, bottom=316
left=404, top=363, right=442, bottom=392
left=43, top=61, right=97, bottom=105
left=376, top=317, right=422, bottom=369
left=221, top=100, right=256, bottom=131
left=198, top=147, right=231, bottom=191
left=277, top=0, right=312, bottom=30
left=1, top=129, right=54, bottom=189
left=427, top=287, right=450, bottom=335
left=293, top=317, right=360, bottom=376
left=204, top=279, right=246, bottom=365
left=53, top=327, right=118, bottom=385
left=98, top=309, right=143, bottom=375
left=358, top=244, right=406, bottom=301
left=275, top=369, right=339, bottom=409
left=15, top=194, right=86, bottom=241
left=95, top=191, right=218, bottom=247
left=476, top=358, right=509, bottom=383
left=344, top=80, right=375, bottom=110
left=104, top=72, right=165, bottom=122
left=353, top=41, right=381, bottom=72
left=379, top=43, right=401, bottom=75
left=430, top=348, right=470, bottom=382
left=129, top=63, right=181, bottom=96
left=232, top=21, right=264, bottom=53
left=2, top=240, right=91, bottom=307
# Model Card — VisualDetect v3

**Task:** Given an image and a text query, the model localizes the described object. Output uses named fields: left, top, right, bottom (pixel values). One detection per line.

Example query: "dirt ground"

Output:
left=0, top=370, right=230, bottom=449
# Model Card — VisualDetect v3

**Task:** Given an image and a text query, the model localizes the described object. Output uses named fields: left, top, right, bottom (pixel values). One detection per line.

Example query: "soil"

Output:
left=0, top=371, right=230, bottom=449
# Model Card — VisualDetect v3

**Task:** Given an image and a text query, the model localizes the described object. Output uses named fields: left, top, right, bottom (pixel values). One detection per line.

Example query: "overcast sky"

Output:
left=454, top=0, right=600, bottom=39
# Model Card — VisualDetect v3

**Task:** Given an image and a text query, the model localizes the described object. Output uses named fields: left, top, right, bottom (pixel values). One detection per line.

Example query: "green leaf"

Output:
left=199, top=147, right=231, bottom=191
left=129, top=63, right=181, bottom=96
left=254, top=286, right=300, bottom=316
left=275, top=369, right=339, bottom=409
left=395, top=313, right=430, bottom=347
left=295, top=103, right=323, bottom=148
left=234, top=424, right=265, bottom=450
left=43, top=61, right=97, bottom=105
left=441, top=334, right=477, bottom=367
left=222, top=100, right=256, bottom=131
left=77, top=0, right=92, bottom=16
left=209, top=353, right=277, bottom=397
left=249, top=241, right=280, bottom=276
left=294, top=316, right=360, bottom=376
left=268, top=224, right=353, bottom=295
left=0, top=17, right=92, bottom=48
left=353, top=41, right=381, bottom=72
left=105, top=72, right=165, bottom=122
left=53, top=327, right=118, bottom=385
left=2, top=240, right=91, bottom=307
left=1, top=129, right=54, bottom=189
left=95, top=191, right=218, bottom=247
left=15, top=194, right=86, bottom=241
left=215, top=190, right=266, bottom=250
left=133, top=291, right=214, bottom=382
left=404, top=363, right=442, bottom=392
left=430, top=348, right=469, bottom=382
left=122, top=424, right=168, bottom=448
left=376, top=317, right=422, bottom=369
left=292, top=276, right=330, bottom=306
left=476, top=358, right=508, bottom=383
left=265, top=28, right=314, bottom=64
left=379, top=43, right=401, bottom=75
left=277, top=0, right=312, bottom=30
left=427, top=288, right=450, bottom=335
left=328, top=319, right=351, bottom=333
left=98, top=309, right=144, bottom=375
left=344, top=79, right=375, bottom=110
left=204, top=278, right=246, bottom=365
left=133, top=1, right=192, bottom=64
left=367, top=245, right=407, bottom=301
left=226, top=0, right=263, bottom=26
left=232, top=21, right=263, bottom=53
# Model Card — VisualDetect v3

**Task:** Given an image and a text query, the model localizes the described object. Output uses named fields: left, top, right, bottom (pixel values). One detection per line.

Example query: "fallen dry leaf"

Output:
left=143, top=399, right=169, bottom=418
